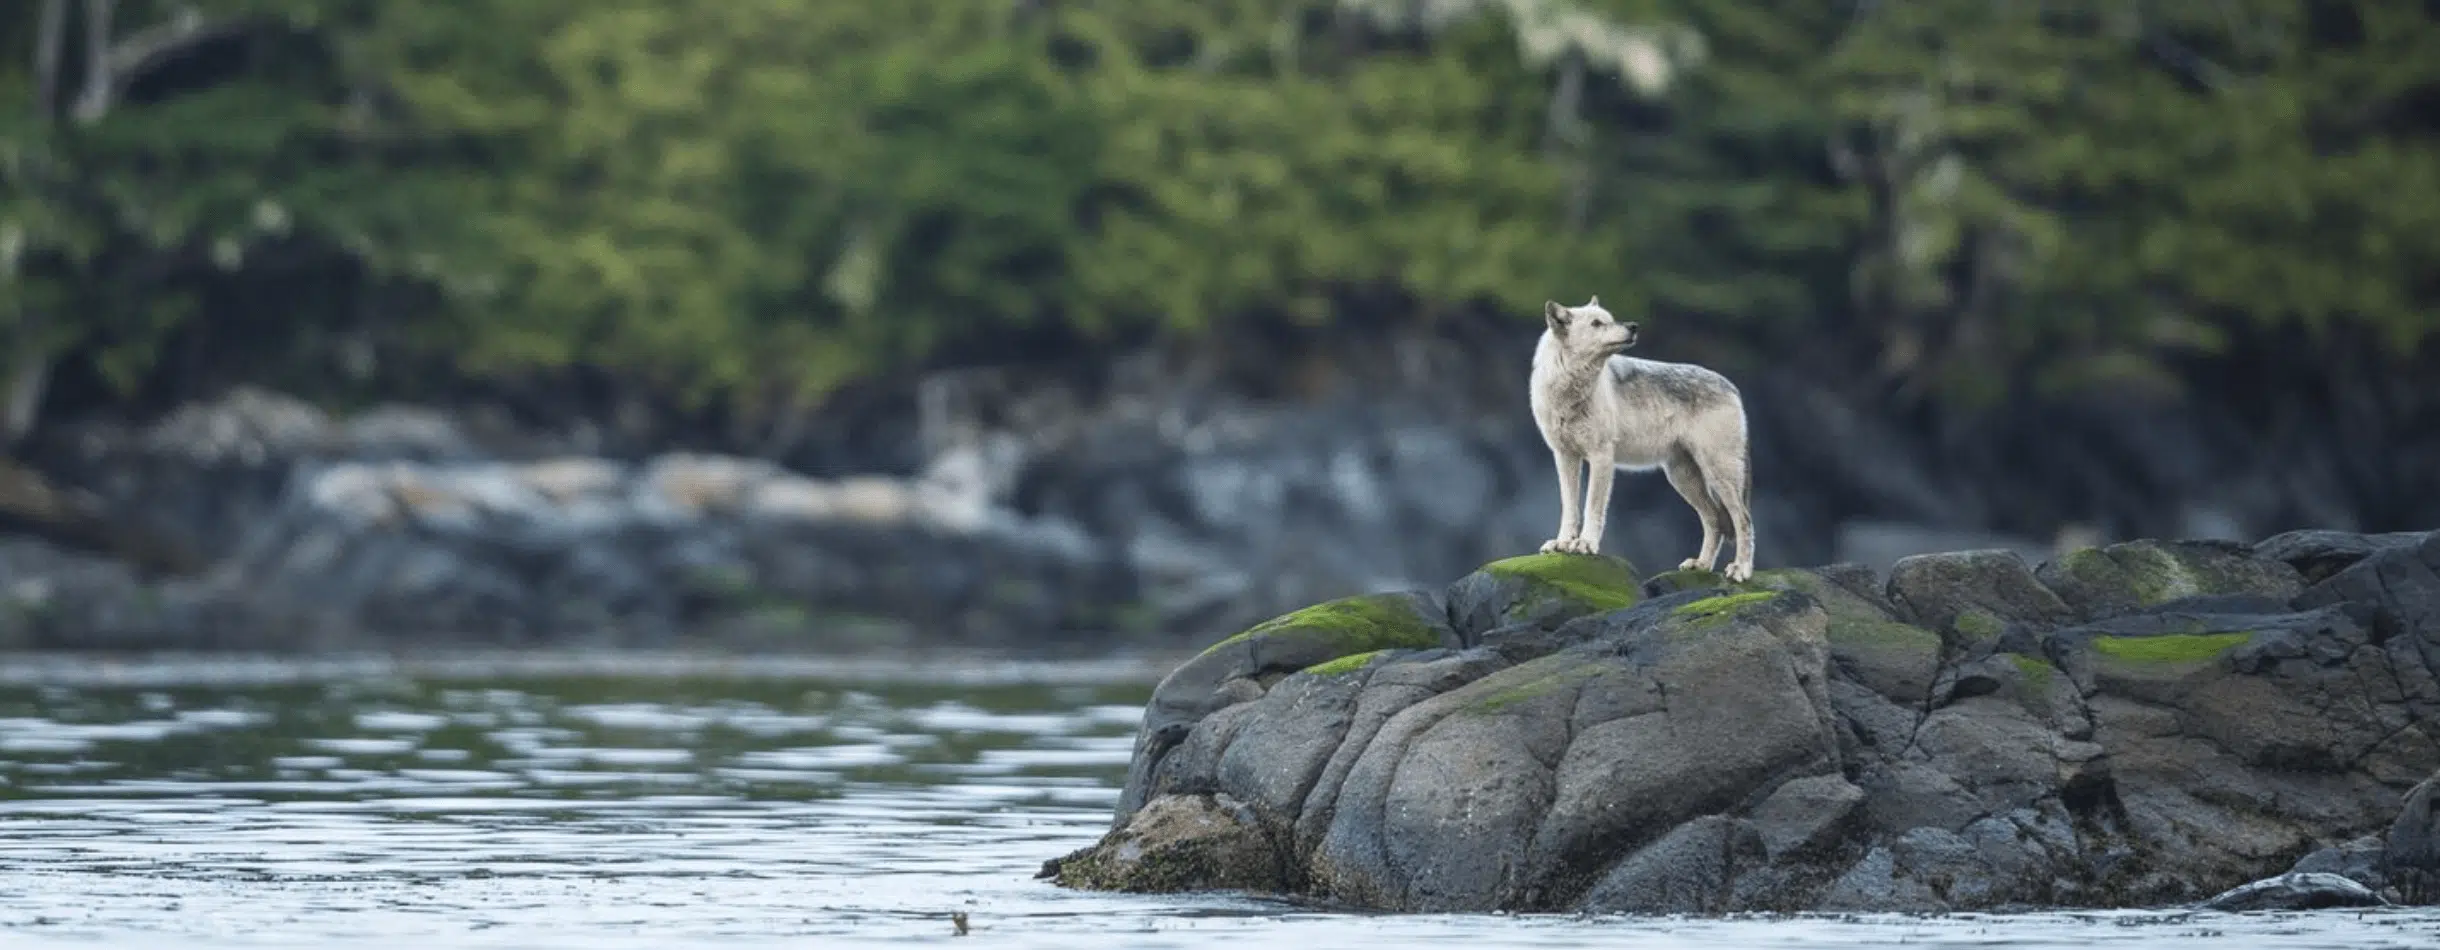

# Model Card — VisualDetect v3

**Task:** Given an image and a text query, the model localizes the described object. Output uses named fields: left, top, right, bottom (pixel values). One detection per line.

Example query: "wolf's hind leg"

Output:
left=1691, top=438, right=1754, bottom=583
left=1663, top=448, right=1721, bottom=572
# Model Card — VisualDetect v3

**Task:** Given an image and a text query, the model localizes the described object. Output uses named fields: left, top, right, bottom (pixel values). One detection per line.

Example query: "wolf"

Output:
left=1529, top=296, right=1755, bottom=582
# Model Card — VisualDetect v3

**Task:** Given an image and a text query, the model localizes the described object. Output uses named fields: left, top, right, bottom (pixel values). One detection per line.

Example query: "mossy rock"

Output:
left=1671, top=591, right=1781, bottom=628
left=2053, top=623, right=2259, bottom=703
left=1455, top=652, right=1606, bottom=717
left=1301, top=649, right=1395, bottom=677
left=1935, top=650, right=2087, bottom=733
left=1148, top=590, right=1452, bottom=727
left=1887, top=549, right=2077, bottom=646
left=1049, top=793, right=1283, bottom=893
left=1446, top=553, right=1641, bottom=641
left=1118, top=589, right=1460, bottom=825
left=2091, top=631, right=2252, bottom=667
left=1752, top=567, right=1942, bottom=703
left=1642, top=566, right=1757, bottom=599
left=1199, top=591, right=1455, bottom=661
left=2036, top=540, right=2305, bottom=621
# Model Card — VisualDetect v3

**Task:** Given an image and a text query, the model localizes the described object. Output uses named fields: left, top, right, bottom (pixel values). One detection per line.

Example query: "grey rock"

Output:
left=1577, top=816, right=1769, bottom=914
left=1816, top=846, right=1948, bottom=913
left=1116, top=589, right=1458, bottom=825
left=2036, top=539, right=2305, bottom=622
left=2297, top=531, right=2440, bottom=644
left=1747, top=774, right=1865, bottom=861
left=1886, top=548, right=2076, bottom=643
left=2389, top=771, right=2440, bottom=902
left=1046, top=793, right=1283, bottom=893
left=2256, top=529, right=2434, bottom=584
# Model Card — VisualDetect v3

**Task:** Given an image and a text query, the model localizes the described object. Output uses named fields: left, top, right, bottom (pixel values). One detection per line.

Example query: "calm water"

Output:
left=1, top=652, right=2436, bottom=950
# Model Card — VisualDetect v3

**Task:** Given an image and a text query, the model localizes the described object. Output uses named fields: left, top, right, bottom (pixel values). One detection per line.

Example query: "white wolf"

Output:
left=1529, top=297, right=1756, bottom=582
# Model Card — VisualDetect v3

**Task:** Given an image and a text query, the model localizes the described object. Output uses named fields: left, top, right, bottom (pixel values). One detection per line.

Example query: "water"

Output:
left=1, top=653, right=2436, bottom=950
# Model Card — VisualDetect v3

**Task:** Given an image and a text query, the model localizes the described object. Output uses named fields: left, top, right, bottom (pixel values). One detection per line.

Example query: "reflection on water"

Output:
left=0, top=657, right=2436, bottom=950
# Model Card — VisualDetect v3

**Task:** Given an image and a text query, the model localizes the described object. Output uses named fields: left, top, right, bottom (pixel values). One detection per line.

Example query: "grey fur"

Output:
left=1529, top=297, right=1756, bottom=581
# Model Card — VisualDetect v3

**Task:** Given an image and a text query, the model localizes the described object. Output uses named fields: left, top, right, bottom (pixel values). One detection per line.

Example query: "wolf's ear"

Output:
left=1543, top=300, right=1568, bottom=334
left=1587, top=295, right=1603, bottom=310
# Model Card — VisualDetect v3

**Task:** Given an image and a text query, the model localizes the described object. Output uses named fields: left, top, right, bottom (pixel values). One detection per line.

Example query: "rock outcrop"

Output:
left=1046, top=529, right=2440, bottom=913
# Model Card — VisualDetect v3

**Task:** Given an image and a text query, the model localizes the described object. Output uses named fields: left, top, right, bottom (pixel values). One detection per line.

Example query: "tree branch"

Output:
left=69, top=3, right=280, bottom=124
left=69, top=0, right=114, bottom=123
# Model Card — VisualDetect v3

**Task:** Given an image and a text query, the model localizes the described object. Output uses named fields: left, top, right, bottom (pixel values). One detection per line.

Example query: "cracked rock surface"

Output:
left=1046, top=532, right=2440, bottom=913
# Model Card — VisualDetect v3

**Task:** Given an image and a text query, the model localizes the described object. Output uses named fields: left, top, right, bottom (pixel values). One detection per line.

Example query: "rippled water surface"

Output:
left=2, top=654, right=2437, bottom=950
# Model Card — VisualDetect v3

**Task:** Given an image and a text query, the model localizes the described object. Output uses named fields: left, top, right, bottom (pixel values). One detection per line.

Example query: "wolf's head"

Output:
left=1541, top=296, right=1638, bottom=358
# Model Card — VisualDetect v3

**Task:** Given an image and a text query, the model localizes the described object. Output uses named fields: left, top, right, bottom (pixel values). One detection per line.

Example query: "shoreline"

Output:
left=0, top=646, right=1191, bottom=689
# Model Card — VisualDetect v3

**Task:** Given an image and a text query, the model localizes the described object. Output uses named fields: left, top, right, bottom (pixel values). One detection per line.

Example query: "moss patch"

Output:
left=1953, top=608, right=2005, bottom=643
left=1302, top=649, right=1391, bottom=676
left=2007, top=653, right=2056, bottom=691
left=2091, top=632, right=2252, bottom=665
left=2050, top=542, right=2299, bottom=614
left=2057, top=546, right=2191, bottom=608
left=1828, top=617, right=1943, bottom=651
left=1643, top=567, right=1748, bottom=598
left=1464, top=658, right=1600, bottom=715
left=1672, top=591, right=1778, bottom=627
left=1199, top=593, right=1443, bottom=659
left=1483, top=553, right=1641, bottom=612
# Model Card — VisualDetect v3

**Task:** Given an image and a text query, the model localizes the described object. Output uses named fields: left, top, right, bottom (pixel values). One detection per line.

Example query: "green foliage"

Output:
left=2, top=0, right=2435, bottom=420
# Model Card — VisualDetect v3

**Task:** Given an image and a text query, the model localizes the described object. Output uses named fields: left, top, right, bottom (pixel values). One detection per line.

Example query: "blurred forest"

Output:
left=2, top=0, right=2437, bottom=450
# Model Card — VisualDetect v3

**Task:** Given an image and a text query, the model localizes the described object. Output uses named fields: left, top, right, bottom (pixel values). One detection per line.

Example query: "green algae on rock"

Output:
left=1201, top=592, right=1451, bottom=659
left=1302, top=649, right=1393, bottom=677
left=2037, top=540, right=2305, bottom=620
left=1672, top=591, right=1779, bottom=626
left=1887, top=548, right=2077, bottom=644
left=1446, top=553, right=1642, bottom=636
left=2091, top=631, right=2252, bottom=665
left=1748, top=566, right=1944, bottom=703
left=1641, top=567, right=1747, bottom=598
left=1460, top=654, right=1604, bottom=715
left=1114, top=589, right=1460, bottom=825
left=1483, top=554, right=1642, bottom=611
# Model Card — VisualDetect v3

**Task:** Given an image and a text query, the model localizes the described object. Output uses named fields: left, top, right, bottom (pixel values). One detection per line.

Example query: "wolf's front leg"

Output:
left=1540, top=450, right=1590, bottom=554
left=1574, top=458, right=1616, bottom=554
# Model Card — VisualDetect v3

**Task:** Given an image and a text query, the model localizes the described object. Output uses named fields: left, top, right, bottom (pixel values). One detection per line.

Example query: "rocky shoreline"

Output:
left=1044, top=528, right=2440, bottom=914
left=2, top=318, right=2433, bottom=653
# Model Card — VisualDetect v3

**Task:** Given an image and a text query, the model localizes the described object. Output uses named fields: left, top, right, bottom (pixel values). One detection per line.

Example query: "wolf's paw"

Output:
left=1540, top=538, right=1594, bottom=555
left=1678, top=557, right=1710, bottom=572
left=1723, top=561, right=1754, bottom=583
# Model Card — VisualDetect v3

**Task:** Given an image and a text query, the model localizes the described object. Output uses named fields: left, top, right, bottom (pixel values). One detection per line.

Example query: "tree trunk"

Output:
left=1543, top=51, right=1592, bottom=231
left=6, top=0, right=70, bottom=451
left=2, top=347, right=52, bottom=449
left=71, top=0, right=116, bottom=123
left=35, top=0, right=67, bottom=115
